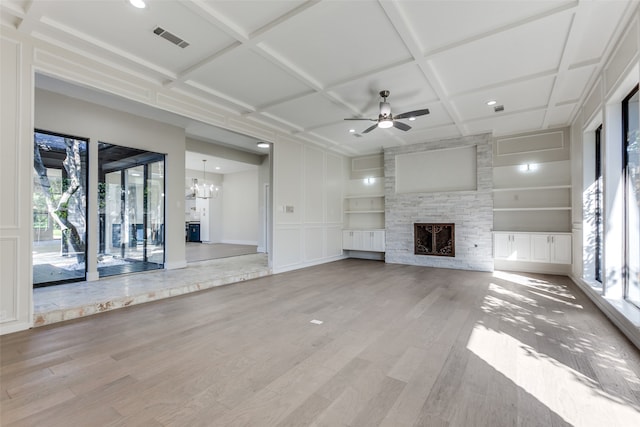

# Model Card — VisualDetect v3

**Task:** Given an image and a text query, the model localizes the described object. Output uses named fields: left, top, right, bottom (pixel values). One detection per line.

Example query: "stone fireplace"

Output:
left=414, top=223, right=455, bottom=257
left=384, top=133, right=493, bottom=272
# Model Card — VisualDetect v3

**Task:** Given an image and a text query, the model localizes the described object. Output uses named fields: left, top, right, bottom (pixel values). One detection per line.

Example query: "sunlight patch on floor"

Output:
left=493, top=270, right=576, bottom=300
left=466, top=324, right=640, bottom=426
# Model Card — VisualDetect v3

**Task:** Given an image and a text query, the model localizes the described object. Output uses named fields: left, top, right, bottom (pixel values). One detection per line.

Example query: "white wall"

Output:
left=570, top=5, right=640, bottom=347
left=0, top=24, right=343, bottom=334
left=272, top=137, right=345, bottom=273
left=221, top=170, right=259, bottom=245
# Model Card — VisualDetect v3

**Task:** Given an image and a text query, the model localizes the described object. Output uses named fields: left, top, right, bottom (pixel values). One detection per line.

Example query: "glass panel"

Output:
left=98, top=142, right=164, bottom=277
left=147, top=161, right=165, bottom=264
left=33, top=131, right=88, bottom=286
left=101, top=171, right=123, bottom=264
left=625, top=90, right=640, bottom=306
left=124, top=166, right=145, bottom=262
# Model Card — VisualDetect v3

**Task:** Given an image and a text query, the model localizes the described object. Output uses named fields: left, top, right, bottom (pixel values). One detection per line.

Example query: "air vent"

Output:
left=153, top=26, right=189, bottom=48
left=494, top=105, right=505, bottom=112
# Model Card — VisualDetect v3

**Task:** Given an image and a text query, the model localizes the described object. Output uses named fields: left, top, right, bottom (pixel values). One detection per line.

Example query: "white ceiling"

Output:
left=3, top=0, right=636, bottom=156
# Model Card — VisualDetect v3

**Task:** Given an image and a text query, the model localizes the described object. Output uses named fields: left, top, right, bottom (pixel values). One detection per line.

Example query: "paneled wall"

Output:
left=272, top=138, right=345, bottom=273
left=0, top=35, right=33, bottom=334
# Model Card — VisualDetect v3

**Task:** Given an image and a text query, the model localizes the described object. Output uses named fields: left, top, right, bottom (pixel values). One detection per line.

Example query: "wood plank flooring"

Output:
left=2, top=259, right=640, bottom=426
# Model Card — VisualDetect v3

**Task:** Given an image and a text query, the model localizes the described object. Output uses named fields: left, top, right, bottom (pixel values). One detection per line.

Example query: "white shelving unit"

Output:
left=493, top=160, right=572, bottom=272
left=343, top=178, right=385, bottom=254
left=493, top=160, right=572, bottom=233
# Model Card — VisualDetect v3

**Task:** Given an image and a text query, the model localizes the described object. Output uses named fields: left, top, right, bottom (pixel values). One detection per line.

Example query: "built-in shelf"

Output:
left=344, top=180, right=385, bottom=232
left=493, top=207, right=571, bottom=212
left=344, top=194, right=384, bottom=199
left=493, top=160, right=572, bottom=234
left=493, top=185, right=572, bottom=192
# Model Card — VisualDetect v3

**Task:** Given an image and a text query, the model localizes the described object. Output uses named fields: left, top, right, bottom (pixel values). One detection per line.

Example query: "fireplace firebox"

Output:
left=414, top=223, right=455, bottom=257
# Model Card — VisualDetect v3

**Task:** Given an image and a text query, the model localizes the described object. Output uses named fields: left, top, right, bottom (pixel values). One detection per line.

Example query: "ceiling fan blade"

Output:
left=362, top=123, right=379, bottom=134
left=344, top=117, right=376, bottom=121
left=393, top=121, right=411, bottom=131
left=394, top=108, right=430, bottom=120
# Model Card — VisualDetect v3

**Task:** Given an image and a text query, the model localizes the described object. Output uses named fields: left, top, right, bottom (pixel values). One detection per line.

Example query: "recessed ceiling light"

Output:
left=129, top=0, right=146, bottom=9
left=257, top=142, right=270, bottom=148
left=408, top=117, right=416, bottom=121
left=349, top=129, right=355, bottom=133
left=487, top=100, right=497, bottom=106
left=215, top=166, right=221, bottom=170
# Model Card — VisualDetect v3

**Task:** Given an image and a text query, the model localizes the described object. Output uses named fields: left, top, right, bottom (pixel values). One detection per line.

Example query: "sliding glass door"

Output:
left=33, top=130, right=88, bottom=286
left=98, top=143, right=165, bottom=277
left=623, top=86, right=640, bottom=307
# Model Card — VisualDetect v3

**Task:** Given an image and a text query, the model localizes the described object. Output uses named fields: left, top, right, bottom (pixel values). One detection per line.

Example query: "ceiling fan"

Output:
left=344, top=90, right=430, bottom=134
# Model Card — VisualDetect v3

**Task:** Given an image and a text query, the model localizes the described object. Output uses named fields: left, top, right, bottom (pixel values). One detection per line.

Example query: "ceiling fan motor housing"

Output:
left=379, top=101, right=392, bottom=118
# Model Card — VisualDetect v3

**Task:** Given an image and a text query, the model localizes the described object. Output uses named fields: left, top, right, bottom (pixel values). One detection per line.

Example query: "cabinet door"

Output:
left=494, top=233, right=513, bottom=259
left=512, top=233, right=531, bottom=261
left=551, top=235, right=572, bottom=264
left=344, top=230, right=366, bottom=250
left=360, top=231, right=373, bottom=251
left=371, top=230, right=385, bottom=252
left=530, top=235, right=551, bottom=263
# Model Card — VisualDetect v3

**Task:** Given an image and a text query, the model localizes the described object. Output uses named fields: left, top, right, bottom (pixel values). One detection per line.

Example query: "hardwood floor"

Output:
left=2, top=259, right=640, bottom=426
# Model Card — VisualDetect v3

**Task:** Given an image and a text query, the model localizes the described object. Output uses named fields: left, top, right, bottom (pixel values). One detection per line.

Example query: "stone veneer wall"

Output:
left=384, top=133, right=494, bottom=271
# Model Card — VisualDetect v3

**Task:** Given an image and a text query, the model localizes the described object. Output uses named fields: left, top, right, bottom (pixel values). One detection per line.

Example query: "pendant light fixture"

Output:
left=190, top=159, right=219, bottom=199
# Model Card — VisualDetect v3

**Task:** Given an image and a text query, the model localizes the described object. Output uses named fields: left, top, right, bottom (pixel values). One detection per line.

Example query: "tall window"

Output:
left=595, top=125, right=603, bottom=283
left=33, top=130, right=88, bottom=286
left=623, top=86, right=639, bottom=307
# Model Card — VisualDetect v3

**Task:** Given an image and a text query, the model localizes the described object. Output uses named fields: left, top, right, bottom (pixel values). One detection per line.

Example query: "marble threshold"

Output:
left=33, top=253, right=271, bottom=327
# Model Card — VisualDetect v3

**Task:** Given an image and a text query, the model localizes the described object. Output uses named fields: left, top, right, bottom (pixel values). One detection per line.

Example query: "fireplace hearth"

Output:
left=414, top=223, right=455, bottom=257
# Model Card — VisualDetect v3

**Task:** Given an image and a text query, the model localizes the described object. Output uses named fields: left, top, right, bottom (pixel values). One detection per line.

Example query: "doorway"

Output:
left=98, top=142, right=165, bottom=277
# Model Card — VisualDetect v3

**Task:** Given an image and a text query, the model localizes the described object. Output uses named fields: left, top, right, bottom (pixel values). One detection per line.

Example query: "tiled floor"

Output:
left=33, top=253, right=270, bottom=327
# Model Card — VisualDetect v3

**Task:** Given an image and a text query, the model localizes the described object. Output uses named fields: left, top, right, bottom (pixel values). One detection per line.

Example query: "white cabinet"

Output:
left=494, top=232, right=531, bottom=261
left=530, top=234, right=572, bottom=264
left=494, top=232, right=571, bottom=264
left=343, top=230, right=385, bottom=252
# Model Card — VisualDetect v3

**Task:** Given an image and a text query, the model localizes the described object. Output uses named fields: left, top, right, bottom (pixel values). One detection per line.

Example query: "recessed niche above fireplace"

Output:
left=414, top=223, right=455, bottom=257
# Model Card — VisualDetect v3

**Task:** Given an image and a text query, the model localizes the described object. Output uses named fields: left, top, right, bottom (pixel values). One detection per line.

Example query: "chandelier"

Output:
left=190, top=159, right=219, bottom=199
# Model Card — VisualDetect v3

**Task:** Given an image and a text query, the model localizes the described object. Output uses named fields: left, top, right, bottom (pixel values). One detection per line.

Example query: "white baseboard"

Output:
left=273, top=254, right=348, bottom=274
left=0, top=320, right=33, bottom=335
left=343, top=250, right=385, bottom=261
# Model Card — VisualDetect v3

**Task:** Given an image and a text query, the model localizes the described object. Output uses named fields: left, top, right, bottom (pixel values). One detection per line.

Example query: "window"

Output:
left=33, top=130, right=88, bottom=286
left=623, top=85, right=640, bottom=307
left=595, top=125, right=603, bottom=283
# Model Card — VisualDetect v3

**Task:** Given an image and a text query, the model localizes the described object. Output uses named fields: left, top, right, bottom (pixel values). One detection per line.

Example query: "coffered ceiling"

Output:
left=1, top=0, right=636, bottom=156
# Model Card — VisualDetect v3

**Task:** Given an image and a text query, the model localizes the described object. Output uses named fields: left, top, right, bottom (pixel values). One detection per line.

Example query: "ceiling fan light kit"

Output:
left=344, top=90, right=429, bottom=134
